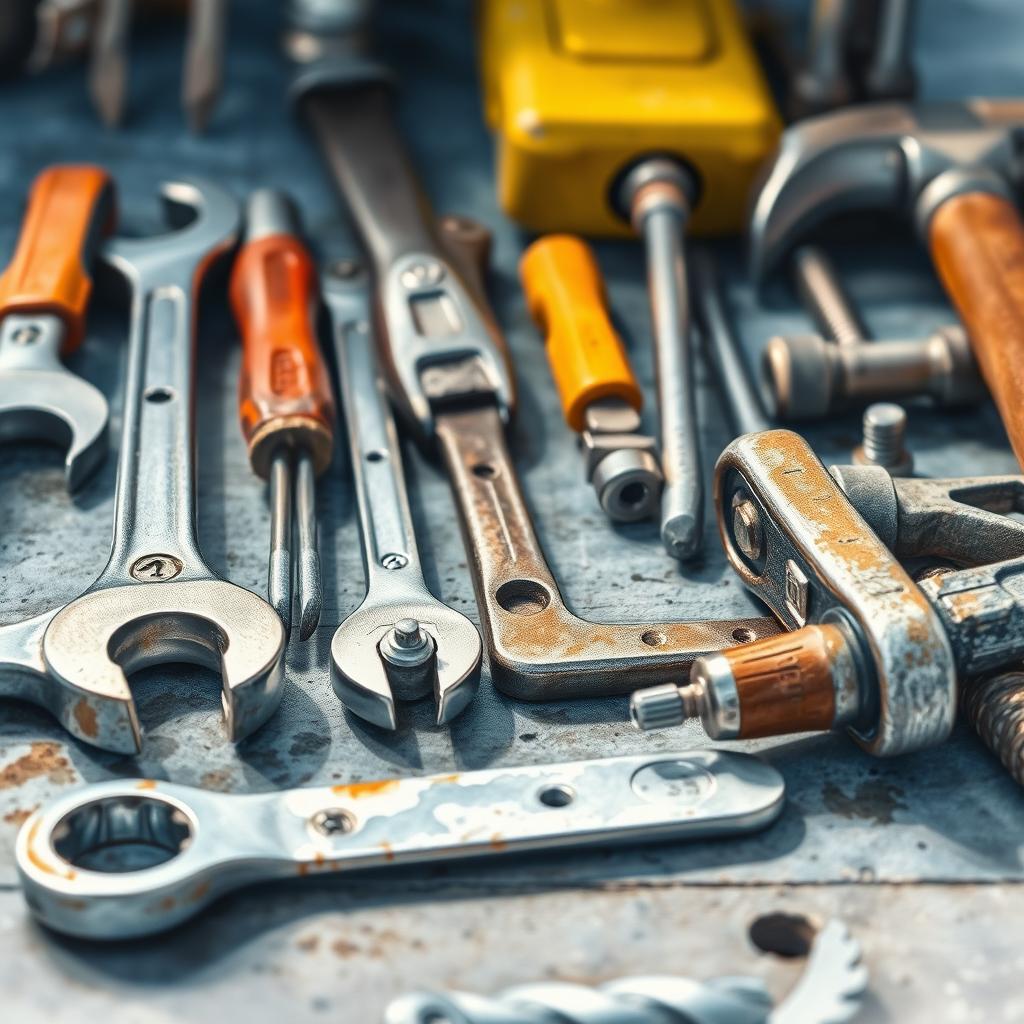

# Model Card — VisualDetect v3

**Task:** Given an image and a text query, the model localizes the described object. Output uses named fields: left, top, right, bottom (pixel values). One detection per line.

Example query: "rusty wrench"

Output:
left=324, top=261, right=482, bottom=728
left=0, top=178, right=286, bottom=753
left=0, top=165, right=114, bottom=490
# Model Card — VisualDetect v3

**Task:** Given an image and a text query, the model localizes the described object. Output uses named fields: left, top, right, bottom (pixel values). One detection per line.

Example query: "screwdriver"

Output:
left=230, top=189, right=335, bottom=639
left=520, top=234, right=662, bottom=523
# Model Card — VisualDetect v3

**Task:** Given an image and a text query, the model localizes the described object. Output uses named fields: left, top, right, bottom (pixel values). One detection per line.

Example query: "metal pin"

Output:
left=89, top=0, right=132, bottom=127
left=182, top=0, right=228, bottom=133
left=294, top=449, right=322, bottom=641
left=268, top=449, right=293, bottom=633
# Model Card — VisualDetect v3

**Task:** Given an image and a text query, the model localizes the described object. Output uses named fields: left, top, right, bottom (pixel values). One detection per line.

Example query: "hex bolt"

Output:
left=853, top=402, right=914, bottom=476
left=731, top=496, right=763, bottom=560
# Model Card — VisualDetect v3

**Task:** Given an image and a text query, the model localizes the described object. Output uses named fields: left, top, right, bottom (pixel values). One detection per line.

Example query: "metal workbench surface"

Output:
left=1, top=1, right=1022, bottom=1020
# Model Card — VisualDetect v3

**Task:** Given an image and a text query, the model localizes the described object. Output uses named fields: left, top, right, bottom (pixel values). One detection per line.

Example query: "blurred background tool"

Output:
left=0, top=163, right=114, bottom=491
left=230, top=189, right=335, bottom=639
left=86, top=0, right=227, bottom=130
left=479, top=0, right=781, bottom=560
left=520, top=235, right=661, bottom=524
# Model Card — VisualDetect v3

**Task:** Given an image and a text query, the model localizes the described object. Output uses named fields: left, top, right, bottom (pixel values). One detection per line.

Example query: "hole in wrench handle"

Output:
left=16, top=750, right=784, bottom=940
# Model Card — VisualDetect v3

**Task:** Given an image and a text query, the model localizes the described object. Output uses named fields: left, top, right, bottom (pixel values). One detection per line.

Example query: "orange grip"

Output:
left=230, top=232, right=335, bottom=479
left=930, top=191, right=1024, bottom=467
left=722, top=624, right=842, bottom=739
left=0, top=164, right=115, bottom=353
left=520, top=234, right=642, bottom=432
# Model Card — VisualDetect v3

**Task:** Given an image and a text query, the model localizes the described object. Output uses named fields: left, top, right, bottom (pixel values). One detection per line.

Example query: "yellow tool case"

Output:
left=477, top=0, right=782, bottom=237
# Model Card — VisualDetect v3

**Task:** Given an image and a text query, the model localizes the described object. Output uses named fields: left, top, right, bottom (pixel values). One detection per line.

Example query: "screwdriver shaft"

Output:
left=182, top=0, right=228, bottom=133
left=89, top=0, right=132, bottom=127
left=294, top=449, right=322, bottom=641
left=269, top=449, right=293, bottom=633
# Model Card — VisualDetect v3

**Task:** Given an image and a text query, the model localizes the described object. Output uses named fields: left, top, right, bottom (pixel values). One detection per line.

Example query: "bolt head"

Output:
left=310, top=808, right=355, bottom=836
left=731, top=497, right=763, bottom=561
left=393, top=618, right=424, bottom=649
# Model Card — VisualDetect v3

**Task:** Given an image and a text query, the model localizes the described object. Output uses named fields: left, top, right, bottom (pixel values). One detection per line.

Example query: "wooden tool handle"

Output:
left=519, top=234, right=642, bottom=432
left=230, top=226, right=335, bottom=479
left=929, top=191, right=1024, bottom=465
left=0, top=165, right=115, bottom=352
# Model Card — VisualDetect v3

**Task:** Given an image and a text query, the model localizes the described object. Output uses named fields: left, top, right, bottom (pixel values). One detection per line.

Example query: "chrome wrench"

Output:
left=16, top=749, right=785, bottom=939
left=324, top=261, right=482, bottom=728
left=0, top=178, right=286, bottom=753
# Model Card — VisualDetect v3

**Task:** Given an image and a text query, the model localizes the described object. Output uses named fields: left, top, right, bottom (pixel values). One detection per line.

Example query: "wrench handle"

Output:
left=520, top=234, right=642, bottom=432
left=929, top=191, right=1024, bottom=466
left=230, top=193, right=335, bottom=479
left=0, top=164, right=115, bottom=352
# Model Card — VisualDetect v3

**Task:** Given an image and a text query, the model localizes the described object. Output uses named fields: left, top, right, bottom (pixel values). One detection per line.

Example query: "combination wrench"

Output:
left=0, top=178, right=286, bottom=753
left=324, top=261, right=482, bottom=728
left=16, top=749, right=784, bottom=939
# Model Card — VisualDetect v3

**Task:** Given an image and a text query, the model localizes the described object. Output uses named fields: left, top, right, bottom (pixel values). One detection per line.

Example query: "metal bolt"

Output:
left=853, top=402, right=914, bottom=476
left=732, top=497, right=763, bottom=560
left=393, top=618, right=425, bottom=649
left=400, top=261, right=444, bottom=289
left=11, top=324, right=41, bottom=346
left=379, top=617, right=434, bottom=670
left=310, top=808, right=355, bottom=836
left=381, top=552, right=409, bottom=570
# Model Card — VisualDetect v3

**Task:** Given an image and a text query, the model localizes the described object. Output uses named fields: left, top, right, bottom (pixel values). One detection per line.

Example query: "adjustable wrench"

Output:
left=295, top=66, right=780, bottom=701
left=324, top=261, right=482, bottom=728
left=0, top=164, right=114, bottom=490
left=0, top=178, right=286, bottom=753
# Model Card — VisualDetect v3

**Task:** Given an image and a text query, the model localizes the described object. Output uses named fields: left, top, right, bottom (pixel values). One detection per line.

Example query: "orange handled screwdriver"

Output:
left=230, top=189, right=335, bottom=640
left=520, top=234, right=662, bottom=522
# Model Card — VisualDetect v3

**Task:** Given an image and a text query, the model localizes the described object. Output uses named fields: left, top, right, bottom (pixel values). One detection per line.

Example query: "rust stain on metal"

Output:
left=489, top=832, right=507, bottom=851
left=331, top=778, right=401, bottom=799
left=0, top=742, right=75, bottom=789
left=379, top=841, right=395, bottom=863
left=200, top=769, right=234, bottom=792
left=3, top=806, right=35, bottom=826
left=72, top=699, right=98, bottom=739
left=135, top=779, right=157, bottom=790
left=189, top=881, right=211, bottom=903
left=24, top=819, right=76, bottom=880
left=430, top=773, right=461, bottom=786
left=331, top=938, right=361, bottom=959
left=296, top=934, right=320, bottom=953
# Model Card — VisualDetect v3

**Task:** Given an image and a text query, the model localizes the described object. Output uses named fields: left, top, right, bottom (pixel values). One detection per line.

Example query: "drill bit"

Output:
left=89, top=0, right=132, bottom=127
left=182, top=0, right=227, bottom=132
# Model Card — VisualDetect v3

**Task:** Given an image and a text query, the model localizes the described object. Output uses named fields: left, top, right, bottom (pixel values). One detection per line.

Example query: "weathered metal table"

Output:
left=2, top=1, right=1022, bottom=1019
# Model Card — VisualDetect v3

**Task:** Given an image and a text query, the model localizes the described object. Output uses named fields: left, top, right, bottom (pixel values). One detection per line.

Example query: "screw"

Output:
left=400, top=261, right=444, bottom=289
left=381, top=552, right=409, bottom=570
left=130, top=554, right=184, bottom=582
left=11, top=324, right=41, bottom=346
left=853, top=403, right=914, bottom=476
left=731, top=496, right=763, bottom=560
left=310, top=808, right=355, bottom=836
left=379, top=617, right=434, bottom=669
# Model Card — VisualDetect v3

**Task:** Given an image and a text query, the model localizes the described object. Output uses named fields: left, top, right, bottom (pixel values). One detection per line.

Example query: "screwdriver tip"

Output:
left=89, top=60, right=127, bottom=127
left=269, top=549, right=292, bottom=636
left=296, top=550, right=322, bottom=642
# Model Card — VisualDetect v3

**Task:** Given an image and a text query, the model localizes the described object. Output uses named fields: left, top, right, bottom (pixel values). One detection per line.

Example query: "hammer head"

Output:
left=749, top=100, right=1024, bottom=283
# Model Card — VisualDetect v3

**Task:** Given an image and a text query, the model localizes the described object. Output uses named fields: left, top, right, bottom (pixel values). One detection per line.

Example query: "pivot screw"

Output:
left=380, top=618, right=434, bottom=669
left=853, top=403, right=914, bottom=477
left=311, top=808, right=355, bottom=836
left=381, top=552, right=409, bottom=570
left=731, top=496, right=763, bottom=560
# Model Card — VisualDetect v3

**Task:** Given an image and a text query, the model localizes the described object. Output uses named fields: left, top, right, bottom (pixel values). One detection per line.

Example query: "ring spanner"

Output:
left=16, top=749, right=784, bottom=939
left=324, top=261, right=482, bottom=728
left=0, top=164, right=114, bottom=491
left=0, top=178, right=286, bottom=753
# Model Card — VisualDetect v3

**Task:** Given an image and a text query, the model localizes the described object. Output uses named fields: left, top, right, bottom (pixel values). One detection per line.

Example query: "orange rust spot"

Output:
left=331, top=938, right=360, bottom=959
left=4, top=806, right=35, bottom=827
left=489, top=832, right=507, bottom=852
left=158, top=896, right=176, bottom=912
left=200, top=769, right=233, bottom=792
left=296, top=934, right=320, bottom=953
left=73, top=699, right=98, bottom=739
left=379, top=841, right=396, bottom=863
left=331, top=778, right=401, bottom=799
left=135, top=779, right=157, bottom=790
left=430, top=773, right=460, bottom=786
left=24, top=819, right=76, bottom=880
left=297, top=862, right=310, bottom=877
left=189, top=881, right=211, bottom=903
left=0, top=742, right=75, bottom=790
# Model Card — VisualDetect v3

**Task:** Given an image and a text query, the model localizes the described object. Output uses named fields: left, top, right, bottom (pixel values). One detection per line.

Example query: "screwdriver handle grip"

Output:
left=520, top=234, right=642, bottom=432
left=230, top=195, right=335, bottom=480
left=0, top=164, right=115, bottom=353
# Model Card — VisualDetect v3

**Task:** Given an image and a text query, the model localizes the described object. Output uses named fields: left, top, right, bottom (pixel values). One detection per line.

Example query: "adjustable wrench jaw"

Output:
left=13, top=178, right=286, bottom=754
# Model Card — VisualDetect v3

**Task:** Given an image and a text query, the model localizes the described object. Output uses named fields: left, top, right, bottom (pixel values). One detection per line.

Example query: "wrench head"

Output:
left=41, top=580, right=286, bottom=754
left=0, top=367, right=108, bottom=491
left=331, top=597, right=482, bottom=730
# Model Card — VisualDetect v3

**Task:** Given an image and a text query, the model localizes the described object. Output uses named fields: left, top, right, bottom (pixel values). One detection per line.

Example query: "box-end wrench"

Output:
left=294, top=65, right=781, bottom=701
left=0, top=178, right=286, bottom=753
left=323, top=261, right=482, bottom=729
left=16, top=749, right=784, bottom=940
left=0, top=164, right=114, bottom=491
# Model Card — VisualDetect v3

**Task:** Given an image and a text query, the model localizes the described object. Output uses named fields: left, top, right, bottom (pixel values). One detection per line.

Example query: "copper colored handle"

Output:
left=230, top=231, right=335, bottom=478
left=0, top=164, right=115, bottom=352
left=929, top=191, right=1024, bottom=465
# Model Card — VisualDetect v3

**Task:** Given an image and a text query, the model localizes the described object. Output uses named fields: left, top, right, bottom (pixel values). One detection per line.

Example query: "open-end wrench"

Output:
left=0, top=178, right=286, bottom=753
left=16, top=749, right=784, bottom=940
left=0, top=164, right=114, bottom=491
left=324, top=260, right=482, bottom=729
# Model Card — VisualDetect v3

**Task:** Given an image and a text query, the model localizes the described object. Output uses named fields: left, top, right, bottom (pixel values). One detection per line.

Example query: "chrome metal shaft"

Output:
left=268, top=448, right=293, bottom=633
left=294, top=449, right=321, bottom=641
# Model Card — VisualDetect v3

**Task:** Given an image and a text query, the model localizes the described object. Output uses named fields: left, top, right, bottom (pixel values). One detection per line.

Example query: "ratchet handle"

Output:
left=230, top=195, right=335, bottom=479
left=0, top=164, right=115, bottom=352
left=520, top=235, right=642, bottom=432
left=929, top=191, right=1024, bottom=467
